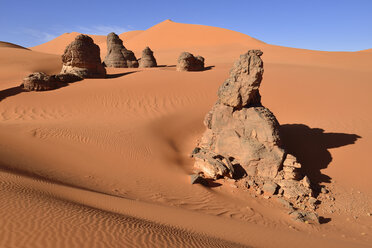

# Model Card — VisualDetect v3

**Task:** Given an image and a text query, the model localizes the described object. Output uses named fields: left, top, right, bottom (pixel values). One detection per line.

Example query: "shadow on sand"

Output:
left=0, top=71, right=137, bottom=102
left=0, top=86, right=25, bottom=102
left=106, top=71, right=137, bottom=78
left=280, top=124, right=361, bottom=188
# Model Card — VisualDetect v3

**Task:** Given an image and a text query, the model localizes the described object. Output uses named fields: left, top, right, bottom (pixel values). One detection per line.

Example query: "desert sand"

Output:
left=0, top=20, right=371, bottom=247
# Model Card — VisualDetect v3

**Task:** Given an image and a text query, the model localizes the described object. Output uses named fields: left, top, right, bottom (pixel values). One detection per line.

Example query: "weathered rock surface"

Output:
left=21, top=72, right=59, bottom=91
left=61, top=34, right=106, bottom=78
left=139, top=46, right=157, bottom=68
left=21, top=72, right=83, bottom=91
left=103, top=32, right=138, bottom=68
left=191, top=50, right=319, bottom=222
left=193, top=50, right=284, bottom=179
left=176, top=52, right=204, bottom=71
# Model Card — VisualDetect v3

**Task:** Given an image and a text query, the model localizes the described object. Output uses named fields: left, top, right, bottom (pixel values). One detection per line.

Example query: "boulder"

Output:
left=191, top=50, right=317, bottom=216
left=192, top=50, right=284, bottom=179
left=21, top=72, right=83, bottom=91
left=176, top=52, right=204, bottom=71
left=61, top=34, right=106, bottom=78
left=21, top=72, right=59, bottom=91
left=139, top=46, right=157, bottom=68
left=103, top=32, right=138, bottom=68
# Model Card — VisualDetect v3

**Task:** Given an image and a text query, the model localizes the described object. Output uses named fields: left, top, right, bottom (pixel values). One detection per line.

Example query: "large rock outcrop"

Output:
left=176, top=52, right=204, bottom=71
left=61, top=34, right=106, bottom=78
left=21, top=72, right=59, bottom=91
left=138, top=46, right=157, bottom=68
left=103, top=32, right=138, bottom=68
left=21, top=72, right=82, bottom=91
left=191, top=50, right=317, bottom=222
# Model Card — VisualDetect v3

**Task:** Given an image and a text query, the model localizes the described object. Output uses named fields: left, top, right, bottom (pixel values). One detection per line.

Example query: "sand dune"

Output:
left=1, top=20, right=372, bottom=247
left=0, top=41, right=28, bottom=49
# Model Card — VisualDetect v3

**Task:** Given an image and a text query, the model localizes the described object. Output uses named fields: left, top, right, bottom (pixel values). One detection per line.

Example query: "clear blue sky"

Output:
left=1, top=0, right=371, bottom=51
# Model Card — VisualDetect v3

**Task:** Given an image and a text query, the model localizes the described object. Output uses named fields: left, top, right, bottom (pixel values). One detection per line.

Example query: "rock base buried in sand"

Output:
left=176, top=52, right=204, bottom=71
left=61, top=34, right=106, bottom=78
left=21, top=72, right=83, bottom=91
left=139, top=46, right=157, bottom=68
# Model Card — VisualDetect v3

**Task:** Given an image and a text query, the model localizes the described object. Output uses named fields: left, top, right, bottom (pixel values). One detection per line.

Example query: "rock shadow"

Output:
left=280, top=124, right=361, bottom=188
left=204, top=65, right=215, bottom=71
left=106, top=71, right=137, bottom=78
left=0, top=86, right=25, bottom=102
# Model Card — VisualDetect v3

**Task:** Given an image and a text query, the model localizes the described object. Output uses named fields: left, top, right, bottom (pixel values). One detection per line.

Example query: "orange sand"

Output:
left=0, top=20, right=371, bottom=247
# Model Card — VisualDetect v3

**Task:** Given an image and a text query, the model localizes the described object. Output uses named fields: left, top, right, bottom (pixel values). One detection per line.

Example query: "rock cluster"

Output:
left=21, top=72, right=82, bottom=91
left=61, top=34, right=106, bottom=78
left=139, top=46, right=157, bottom=68
left=176, top=52, right=204, bottom=71
left=191, top=50, right=319, bottom=223
left=103, top=32, right=138, bottom=68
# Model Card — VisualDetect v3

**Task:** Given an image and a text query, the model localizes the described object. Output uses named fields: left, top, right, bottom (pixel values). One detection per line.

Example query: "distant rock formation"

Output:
left=61, top=34, right=106, bottom=78
left=21, top=72, right=82, bottom=91
left=191, top=50, right=318, bottom=223
left=103, top=32, right=138, bottom=68
left=176, top=52, right=204, bottom=71
left=138, top=46, right=157, bottom=68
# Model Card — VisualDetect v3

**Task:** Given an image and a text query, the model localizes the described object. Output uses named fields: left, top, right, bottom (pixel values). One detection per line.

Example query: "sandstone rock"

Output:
left=190, top=174, right=208, bottom=186
left=217, top=50, right=263, bottom=108
left=176, top=52, right=204, bottom=71
left=61, top=34, right=106, bottom=78
left=282, top=154, right=302, bottom=180
left=54, top=73, right=83, bottom=83
left=139, top=46, right=157, bottom=68
left=192, top=50, right=284, bottom=179
left=191, top=50, right=317, bottom=219
left=103, top=32, right=138, bottom=68
left=21, top=72, right=83, bottom=91
left=263, top=181, right=278, bottom=195
left=289, top=210, right=319, bottom=224
left=21, top=72, right=59, bottom=91
left=302, top=175, right=311, bottom=188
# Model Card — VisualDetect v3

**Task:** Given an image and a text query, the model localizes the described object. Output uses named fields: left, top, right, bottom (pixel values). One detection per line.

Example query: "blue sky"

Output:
left=0, top=0, right=371, bottom=51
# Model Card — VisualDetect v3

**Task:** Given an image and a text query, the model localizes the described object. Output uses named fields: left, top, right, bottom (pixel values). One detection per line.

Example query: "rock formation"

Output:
left=191, top=50, right=318, bottom=223
left=21, top=72, right=59, bottom=91
left=176, top=52, right=204, bottom=71
left=61, top=34, right=106, bottom=78
left=138, top=47, right=157, bottom=68
left=21, top=72, right=82, bottom=91
left=103, top=32, right=138, bottom=68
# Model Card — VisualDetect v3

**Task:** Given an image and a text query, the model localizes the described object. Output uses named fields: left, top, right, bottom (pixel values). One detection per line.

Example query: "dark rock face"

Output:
left=103, top=32, right=138, bottom=68
left=191, top=50, right=318, bottom=222
left=21, top=72, right=83, bottom=91
left=176, top=52, right=204, bottom=71
left=139, top=46, right=157, bottom=68
left=61, top=34, right=106, bottom=78
left=21, top=72, right=59, bottom=91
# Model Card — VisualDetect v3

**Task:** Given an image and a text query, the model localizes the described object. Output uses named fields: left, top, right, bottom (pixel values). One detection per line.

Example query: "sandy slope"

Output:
left=1, top=22, right=372, bottom=247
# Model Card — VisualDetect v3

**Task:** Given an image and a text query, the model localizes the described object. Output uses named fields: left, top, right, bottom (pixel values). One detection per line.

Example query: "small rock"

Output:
left=247, top=179, right=255, bottom=187
left=256, top=189, right=263, bottom=195
left=367, top=213, right=371, bottom=216
left=262, top=181, right=278, bottom=195
left=190, top=174, right=208, bottom=186
left=263, top=195, right=270, bottom=199
left=301, top=176, right=311, bottom=188
left=309, top=197, right=317, bottom=205
left=321, top=187, right=328, bottom=194
left=278, top=188, right=284, bottom=195
left=277, top=198, right=293, bottom=209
